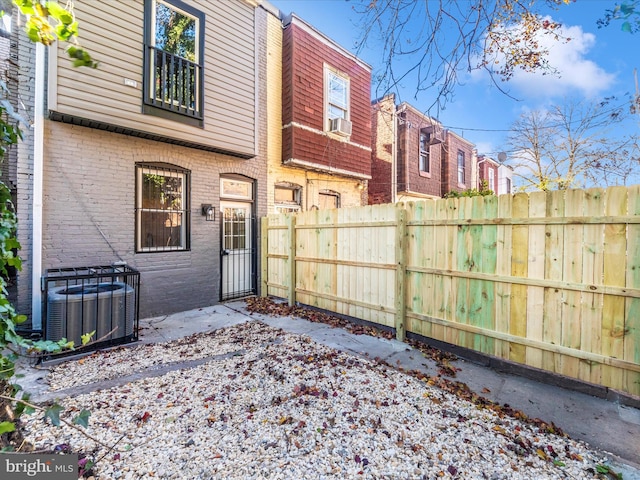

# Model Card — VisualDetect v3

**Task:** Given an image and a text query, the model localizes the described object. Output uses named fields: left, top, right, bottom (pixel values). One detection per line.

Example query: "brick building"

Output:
left=268, top=13, right=371, bottom=213
left=476, top=155, right=514, bottom=195
left=476, top=155, right=500, bottom=192
left=11, top=0, right=270, bottom=327
left=442, top=131, right=475, bottom=196
left=370, top=94, right=474, bottom=203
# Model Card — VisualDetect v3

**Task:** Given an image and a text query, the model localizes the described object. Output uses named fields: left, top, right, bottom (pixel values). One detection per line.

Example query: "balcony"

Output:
left=143, top=45, right=203, bottom=124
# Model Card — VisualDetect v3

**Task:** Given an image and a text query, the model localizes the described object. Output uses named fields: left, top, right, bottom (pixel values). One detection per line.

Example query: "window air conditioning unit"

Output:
left=329, top=117, right=352, bottom=136
left=426, top=125, right=444, bottom=144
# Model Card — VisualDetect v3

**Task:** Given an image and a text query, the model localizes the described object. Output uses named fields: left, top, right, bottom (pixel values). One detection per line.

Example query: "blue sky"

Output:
left=271, top=0, right=639, bottom=161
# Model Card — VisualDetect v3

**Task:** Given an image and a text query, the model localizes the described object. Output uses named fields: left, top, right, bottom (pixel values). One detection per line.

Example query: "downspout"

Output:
left=391, top=103, right=397, bottom=203
left=31, top=42, right=45, bottom=331
left=476, top=154, right=487, bottom=190
left=404, top=113, right=409, bottom=195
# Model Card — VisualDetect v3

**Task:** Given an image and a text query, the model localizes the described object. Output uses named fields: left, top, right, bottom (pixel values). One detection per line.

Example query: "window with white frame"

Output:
left=457, top=150, right=466, bottom=184
left=143, top=0, right=204, bottom=124
left=136, top=163, right=190, bottom=252
left=274, top=183, right=302, bottom=213
left=419, top=129, right=430, bottom=173
left=488, top=168, right=495, bottom=191
left=325, top=66, right=349, bottom=127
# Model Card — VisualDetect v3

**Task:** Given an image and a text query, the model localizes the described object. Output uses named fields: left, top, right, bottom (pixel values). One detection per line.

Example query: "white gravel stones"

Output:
left=46, top=321, right=280, bottom=391
left=23, top=322, right=610, bottom=479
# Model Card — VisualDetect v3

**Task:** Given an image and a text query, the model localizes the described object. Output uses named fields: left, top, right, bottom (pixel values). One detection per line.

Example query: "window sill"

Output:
left=136, top=248, right=190, bottom=254
left=419, top=171, right=431, bottom=178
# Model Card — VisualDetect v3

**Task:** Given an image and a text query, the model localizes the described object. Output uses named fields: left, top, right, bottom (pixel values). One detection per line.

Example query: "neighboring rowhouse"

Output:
left=266, top=12, right=371, bottom=213
left=370, top=94, right=475, bottom=203
left=477, top=155, right=500, bottom=193
left=12, top=0, right=269, bottom=328
left=476, top=154, right=514, bottom=195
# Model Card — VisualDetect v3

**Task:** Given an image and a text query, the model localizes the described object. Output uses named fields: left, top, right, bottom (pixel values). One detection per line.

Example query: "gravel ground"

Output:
left=22, top=321, right=612, bottom=479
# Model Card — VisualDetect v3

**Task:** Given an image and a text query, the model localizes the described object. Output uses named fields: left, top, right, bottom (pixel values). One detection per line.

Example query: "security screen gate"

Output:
left=43, top=265, right=140, bottom=357
left=220, top=202, right=257, bottom=300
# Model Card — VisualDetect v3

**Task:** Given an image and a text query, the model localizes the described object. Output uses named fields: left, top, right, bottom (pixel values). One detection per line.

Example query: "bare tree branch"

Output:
left=506, top=97, right=639, bottom=191
left=355, top=0, right=571, bottom=112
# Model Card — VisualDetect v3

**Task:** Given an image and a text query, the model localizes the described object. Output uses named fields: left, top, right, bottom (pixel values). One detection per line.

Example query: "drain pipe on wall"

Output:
left=31, top=42, right=45, bottom=331
left=391, top=102, right=397, bottom=203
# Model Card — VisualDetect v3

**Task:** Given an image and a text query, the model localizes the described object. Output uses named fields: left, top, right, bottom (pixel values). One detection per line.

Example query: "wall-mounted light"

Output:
left=201, top=204, right=215, bottom=222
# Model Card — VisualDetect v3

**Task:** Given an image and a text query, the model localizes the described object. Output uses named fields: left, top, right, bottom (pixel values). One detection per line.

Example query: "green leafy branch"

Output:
left=443, top=180, right=495, bottom=199
left=0, top=393, right=110, bottom=448
left=598, top=1, right=640, bottom=33
left=12, top=0, right=97, bottom=67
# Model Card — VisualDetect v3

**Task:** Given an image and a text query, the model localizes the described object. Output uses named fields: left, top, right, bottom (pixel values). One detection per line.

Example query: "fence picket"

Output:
left=510, top=193, right=529, bottom=364
left=625, top=185, right=640, bottom=396
left=562, top=189, right=584, bottom=379
left=495, top=193, right=512, bottom=358
left=602, top=186, right=628, bottom=390
left=456, top=197, right=472, bottom=348
left=526, top=191, right=546, bottom=369
left=543, top=190, right=565, bottom=373
left=581, top=188, right=604, bottom=385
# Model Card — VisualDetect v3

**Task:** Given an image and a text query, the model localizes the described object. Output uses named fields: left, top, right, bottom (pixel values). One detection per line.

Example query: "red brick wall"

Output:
left=478, top=158, right=499, bottom=192
left=397, top=108, right=442, bottom=198
left=282, top=22, right=371, bottom=177
left=442, top=132, right=474, bottom=195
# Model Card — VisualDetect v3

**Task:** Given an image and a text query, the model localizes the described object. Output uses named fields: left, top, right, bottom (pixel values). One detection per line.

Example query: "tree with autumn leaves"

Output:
left=357, top=0, right=638, bottom=110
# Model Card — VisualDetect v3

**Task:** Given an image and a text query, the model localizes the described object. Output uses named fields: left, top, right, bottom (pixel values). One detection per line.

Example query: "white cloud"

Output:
left=511, top=21, right=615, bottom=97
left=472, top=16, right=616, bottom=99
left=473, top=141, right=495, bottom=156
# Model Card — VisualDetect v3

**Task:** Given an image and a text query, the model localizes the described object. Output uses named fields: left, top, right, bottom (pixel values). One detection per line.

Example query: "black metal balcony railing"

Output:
left=144, top=45, right=203, bottom=120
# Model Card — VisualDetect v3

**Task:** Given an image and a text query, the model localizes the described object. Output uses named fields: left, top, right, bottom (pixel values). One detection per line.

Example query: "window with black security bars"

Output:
left=135, top=163, right=190, bottom=252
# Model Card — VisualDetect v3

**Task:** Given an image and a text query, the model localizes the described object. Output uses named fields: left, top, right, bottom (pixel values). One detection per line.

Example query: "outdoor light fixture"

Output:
left=201, top=204, right=215, bottom=222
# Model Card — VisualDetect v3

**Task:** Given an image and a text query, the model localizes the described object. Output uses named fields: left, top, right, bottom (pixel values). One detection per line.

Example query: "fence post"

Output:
left=288, top=214, right=297, bottom=307
left=395, top=204, right=407, bottom=341
left=260, top=217, right=268, bottom=297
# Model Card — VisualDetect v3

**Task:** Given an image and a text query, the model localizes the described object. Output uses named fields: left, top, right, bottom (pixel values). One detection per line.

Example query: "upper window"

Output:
left=136, top=163, right=190, bottom=252
left=419, top=129, right=430, bottom=173
left=457, top=150, right=466, bottom=184
left=325, top=66, right=350, bottom=131
left=488, top=168, right=495, bottom=191
left=143, top=0, right=205, bottom=125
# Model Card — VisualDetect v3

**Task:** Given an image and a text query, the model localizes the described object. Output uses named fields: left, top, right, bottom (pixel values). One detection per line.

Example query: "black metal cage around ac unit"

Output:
left=42, top=265, right=140, bottom=357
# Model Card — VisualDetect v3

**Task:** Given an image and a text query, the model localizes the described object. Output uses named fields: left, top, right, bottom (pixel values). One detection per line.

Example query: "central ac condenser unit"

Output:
left=46, top=282, right=135, bottom=346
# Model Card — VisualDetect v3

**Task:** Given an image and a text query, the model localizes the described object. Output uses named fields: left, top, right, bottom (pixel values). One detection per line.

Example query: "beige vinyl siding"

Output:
left=49, top=0, right=256, bottom=157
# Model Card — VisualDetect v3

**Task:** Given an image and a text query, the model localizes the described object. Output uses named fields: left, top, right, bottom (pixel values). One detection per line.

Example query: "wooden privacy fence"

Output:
left=261, top=185, right=640, bottom=397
